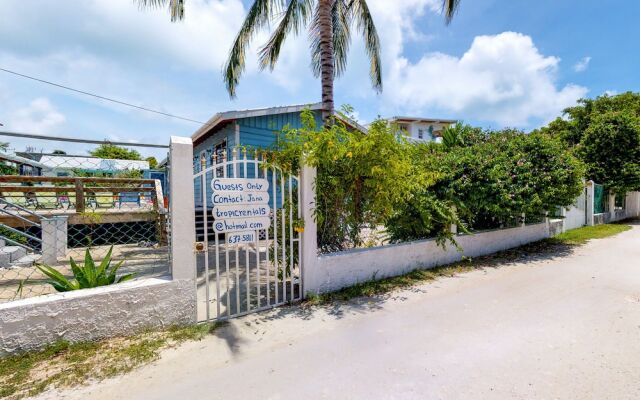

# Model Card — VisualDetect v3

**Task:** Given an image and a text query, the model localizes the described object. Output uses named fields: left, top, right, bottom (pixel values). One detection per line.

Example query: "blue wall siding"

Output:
left=193, top=111, right=321, bottom=209
left=238, top=111, right=322, bottom=150
left=194, top=122, right=235, bottom=208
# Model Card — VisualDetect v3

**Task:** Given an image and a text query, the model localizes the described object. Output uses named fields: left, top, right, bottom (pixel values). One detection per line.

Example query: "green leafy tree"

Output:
left=137, top=0, right=461, bottom=120
left=270, top=109, right=460, bottom=250
left=146, top=156, right=158, bottom=169
left=440, top=122, right=486, bottom=150
left=0, top=163, right=17, bottom=175
left=401, top=129, right=585, bottom=232
left=90, top=144, right=142, bottom=161
left=0, top=142, right=17, bottom=175
left=540, top=92, right=640, bottom=146
left=539, top=92, right=640, bottom=192
left=579, top=112, right=640, bottom=193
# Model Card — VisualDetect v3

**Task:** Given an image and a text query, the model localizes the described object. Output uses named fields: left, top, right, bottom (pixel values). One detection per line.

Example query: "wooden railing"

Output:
left=0, top=175, right=164, bottom=213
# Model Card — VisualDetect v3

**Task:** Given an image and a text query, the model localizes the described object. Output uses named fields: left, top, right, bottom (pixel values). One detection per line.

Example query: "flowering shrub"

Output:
left=268, top=110, right=584, bottom=251
left=269, top=109, right=460, bottom=251
left=399, top=127, right=585, bottom=231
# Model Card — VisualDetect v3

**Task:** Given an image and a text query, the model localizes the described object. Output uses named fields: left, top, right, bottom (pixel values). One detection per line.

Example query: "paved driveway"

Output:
left=45, top=222, right=640, bottom=400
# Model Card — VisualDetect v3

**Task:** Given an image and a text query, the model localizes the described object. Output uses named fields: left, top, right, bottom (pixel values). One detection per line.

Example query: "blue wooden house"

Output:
left=192, top=103, right=324, bottom=170
left=191, top=103, right=365, bottom=210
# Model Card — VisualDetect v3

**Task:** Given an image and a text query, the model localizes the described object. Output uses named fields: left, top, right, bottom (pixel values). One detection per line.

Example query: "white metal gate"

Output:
left=193, top=149, right=302, bottom=322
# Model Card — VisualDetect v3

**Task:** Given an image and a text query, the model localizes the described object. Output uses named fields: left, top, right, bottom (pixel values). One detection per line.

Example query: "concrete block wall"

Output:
left=0, top=136, right=199, bottom=355
left=304, top=222, right=551, bottom=295
left=0, top=278, right=196, bottom=355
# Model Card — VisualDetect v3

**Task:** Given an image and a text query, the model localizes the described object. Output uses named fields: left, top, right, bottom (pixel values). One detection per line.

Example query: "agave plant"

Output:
left=37, top=246, right=134, bottom=292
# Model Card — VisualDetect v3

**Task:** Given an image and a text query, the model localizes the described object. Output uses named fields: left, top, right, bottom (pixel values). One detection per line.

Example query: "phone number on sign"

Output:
left=227, top=232, right=256, bottom=244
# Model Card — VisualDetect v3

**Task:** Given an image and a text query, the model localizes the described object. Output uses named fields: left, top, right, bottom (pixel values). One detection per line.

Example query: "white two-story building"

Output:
left=386, top=116, right=457, bottom=142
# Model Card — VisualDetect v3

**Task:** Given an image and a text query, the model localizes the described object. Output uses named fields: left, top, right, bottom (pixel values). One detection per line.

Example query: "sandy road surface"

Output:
left=40, top=222, right=640, bottom=400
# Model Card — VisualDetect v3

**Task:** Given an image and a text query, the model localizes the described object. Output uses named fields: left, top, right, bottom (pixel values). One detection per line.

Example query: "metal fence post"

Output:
left=169, top=136, right=196, bottom=281
left=300, top=163, right=318, bottom=297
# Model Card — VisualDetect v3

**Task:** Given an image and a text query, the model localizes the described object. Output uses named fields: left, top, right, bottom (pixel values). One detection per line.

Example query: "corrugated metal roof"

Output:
left=0, top=152, right=49, bottom=168
left=191, top=103, right=370, bottom=143
left=38, top=155, right=149, bottom=171
left=191, top=103, right=324, bottom=142
left=388, top=116, right=458, bottom=124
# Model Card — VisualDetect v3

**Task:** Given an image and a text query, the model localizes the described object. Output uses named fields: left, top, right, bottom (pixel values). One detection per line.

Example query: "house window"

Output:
left=397, top=123, right=410, bottom=135
left=428, top=125, right=435, bottom=140
left=213, top=140, right=227, bottom=177
left=418, top=129, right=424, bottom=140
left=198, top=151, right=207, bottom=172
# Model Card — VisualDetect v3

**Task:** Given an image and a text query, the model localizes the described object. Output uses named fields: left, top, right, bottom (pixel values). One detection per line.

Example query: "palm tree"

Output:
left=138, top=0, right=461, bottom=121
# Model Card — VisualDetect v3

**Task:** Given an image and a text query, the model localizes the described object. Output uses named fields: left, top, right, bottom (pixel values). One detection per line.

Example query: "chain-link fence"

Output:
left=0, top=133, right=169, bottom=303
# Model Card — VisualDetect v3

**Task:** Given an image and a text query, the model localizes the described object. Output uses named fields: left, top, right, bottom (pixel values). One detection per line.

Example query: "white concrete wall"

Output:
left=624, top=192, right=640, bottom=218
left=304, top=222, right=550, bottom=295
left=562, top=189, right=587, bottom=231
left=0, top=278, right=196, bottom=355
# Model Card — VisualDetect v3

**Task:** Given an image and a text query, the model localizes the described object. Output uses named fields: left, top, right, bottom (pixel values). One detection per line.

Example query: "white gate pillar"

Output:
left=300, top=163, right=319, bottom=297
left=609, top=193, right=616, bottom=221
left=169, top=136, right=197, bottom=281
left=585, top=180, right=595, bottom=226
left=41, top=216, right=68, bottom=265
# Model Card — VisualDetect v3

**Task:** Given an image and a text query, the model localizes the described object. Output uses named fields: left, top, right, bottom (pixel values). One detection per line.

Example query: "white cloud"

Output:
left=7, top=98, right=66, bottom=133
left=0, top=0, right=246, bottom=71
left=604, top=90, right=618, bottom=96
left=0, top=0, right=590, bottom=132
left=383, top=32, right=588, bottom=126
left=573, top=56, right=591, bottom=72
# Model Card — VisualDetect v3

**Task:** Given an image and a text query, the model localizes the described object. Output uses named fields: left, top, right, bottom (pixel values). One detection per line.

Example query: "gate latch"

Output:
left=194, top=242, right=206, bottom=253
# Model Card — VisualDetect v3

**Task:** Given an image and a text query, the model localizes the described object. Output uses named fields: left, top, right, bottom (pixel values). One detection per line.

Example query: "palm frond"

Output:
left=441, top=0, right=461, bottom=25
left=259, top=0, right=313, bottom=71
left=135, top=0, right=185, bottom=22
left=223, top=0, right=277, bottom=98
left=310, top=0, right=352, bottom=78
left=350, top=0, right=382, bottom=91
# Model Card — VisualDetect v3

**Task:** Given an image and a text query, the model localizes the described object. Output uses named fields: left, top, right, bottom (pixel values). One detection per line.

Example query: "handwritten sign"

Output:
left=210, top=178, right=269, bottom=192
left=213, top=217, right=271, bottom=233
left=211, top=191, right=269, bottom=205
left=212, top=205, right=269, bottom=219
left=211, top=178, right=271, bottom=233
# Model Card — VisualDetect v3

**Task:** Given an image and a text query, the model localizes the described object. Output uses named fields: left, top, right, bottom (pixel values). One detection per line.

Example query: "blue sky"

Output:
left=0, top=0, right=638, bottom=159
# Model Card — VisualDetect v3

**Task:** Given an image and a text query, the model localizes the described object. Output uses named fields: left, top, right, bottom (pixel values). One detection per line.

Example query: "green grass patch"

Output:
left=0, top=322, right=221, bottom=400
left=552, top=223, right=632, bottom=245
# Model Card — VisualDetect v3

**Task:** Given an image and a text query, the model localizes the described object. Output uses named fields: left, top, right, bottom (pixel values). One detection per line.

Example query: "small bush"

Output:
left=37, top=246, right=133, bottom=292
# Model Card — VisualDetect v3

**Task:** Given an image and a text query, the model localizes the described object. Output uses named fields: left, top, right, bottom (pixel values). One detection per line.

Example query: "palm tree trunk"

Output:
left=317, top=0, right=335, bottom=122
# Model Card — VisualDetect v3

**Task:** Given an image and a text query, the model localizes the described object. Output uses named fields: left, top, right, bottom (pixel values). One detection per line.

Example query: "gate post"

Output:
left=169, top=136, right=197, bottom=281
left=608, top=193, right=616, bottom=222
left=300, top=163, right=318, bottom=297
left=585, top=180, right=595, bottom=226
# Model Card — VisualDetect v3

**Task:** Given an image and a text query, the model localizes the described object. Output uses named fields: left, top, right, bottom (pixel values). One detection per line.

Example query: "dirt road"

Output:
left=42, top=222, right=640, bottom=400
